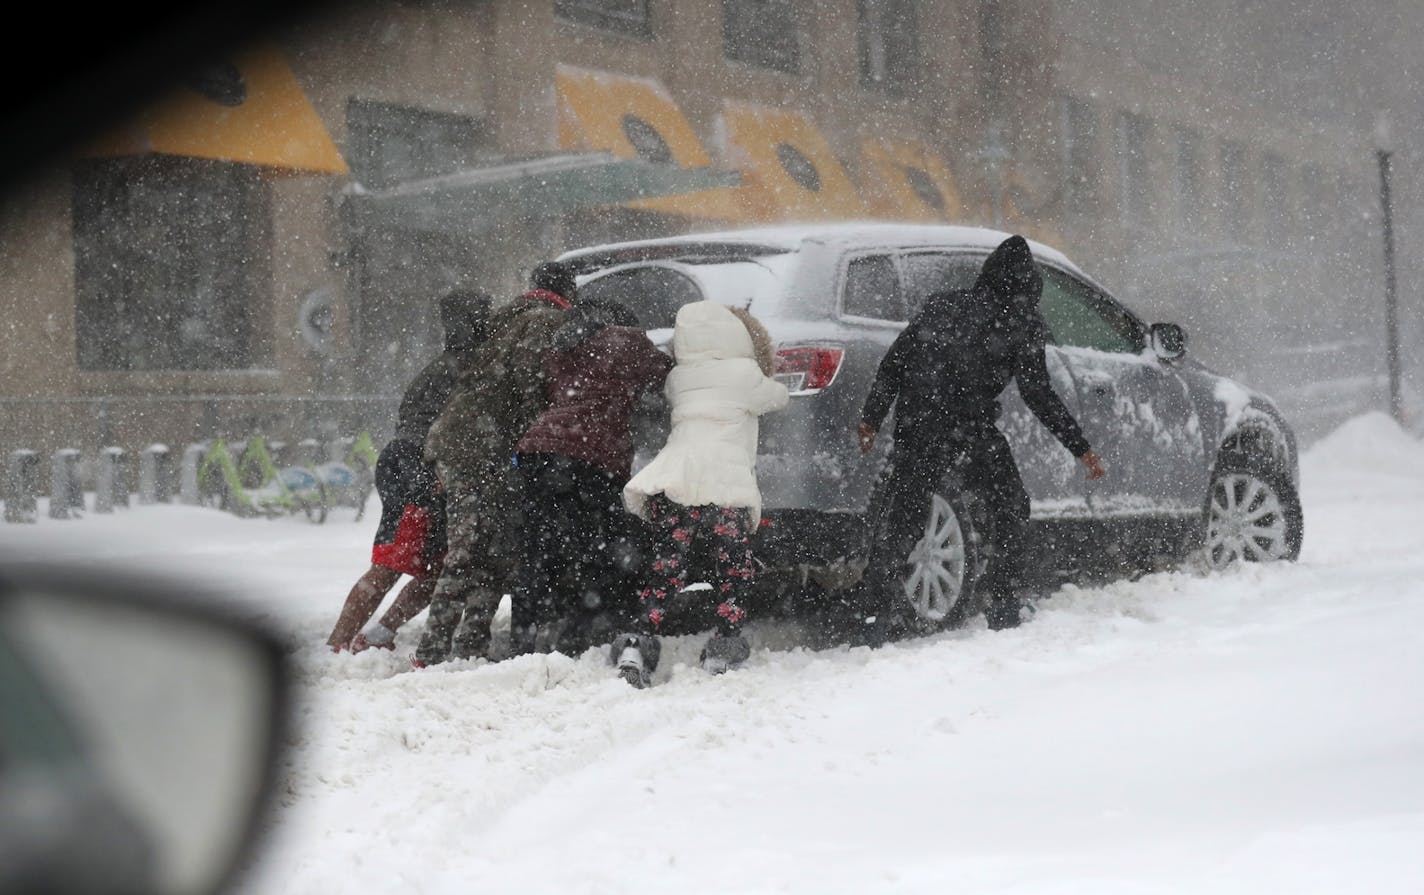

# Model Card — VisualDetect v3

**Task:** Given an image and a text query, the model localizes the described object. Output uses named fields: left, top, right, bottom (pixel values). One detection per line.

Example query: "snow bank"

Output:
left=1301, top=409, right=1424, bottom=471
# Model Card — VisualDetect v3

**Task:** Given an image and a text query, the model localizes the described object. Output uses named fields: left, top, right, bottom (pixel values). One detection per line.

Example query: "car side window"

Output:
left=900, top=252, right=982, bottom=316
left=577, top=265, right=703, bottom=330
left=841, top=254, right=905, bottom=320
left=1037, top=266, right=1144, bottom=353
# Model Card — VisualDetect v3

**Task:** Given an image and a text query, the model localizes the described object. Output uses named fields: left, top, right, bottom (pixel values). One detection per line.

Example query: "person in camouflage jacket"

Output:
left=413, top=261, right=575, bottom=666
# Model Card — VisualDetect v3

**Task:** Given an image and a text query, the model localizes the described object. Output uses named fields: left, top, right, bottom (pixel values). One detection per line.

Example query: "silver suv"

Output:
left=559, top=223, right=1303, bottom=630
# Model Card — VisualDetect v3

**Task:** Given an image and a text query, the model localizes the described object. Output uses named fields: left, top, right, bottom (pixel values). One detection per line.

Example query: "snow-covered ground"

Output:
left=5, top=411, right=1424, bottom=894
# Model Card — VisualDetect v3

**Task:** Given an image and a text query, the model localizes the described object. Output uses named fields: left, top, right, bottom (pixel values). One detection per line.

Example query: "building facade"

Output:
left=0, top=0, right=1409, bottom=466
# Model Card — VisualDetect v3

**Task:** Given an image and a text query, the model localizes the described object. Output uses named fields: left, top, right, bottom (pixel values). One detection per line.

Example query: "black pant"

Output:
left=866, top=421, right=1030, bottom=616
left=636, top=494, right=758, bottom=637
left=512, top=453, right=642, bottom=649
left=373, top=437, right=445, bottom=555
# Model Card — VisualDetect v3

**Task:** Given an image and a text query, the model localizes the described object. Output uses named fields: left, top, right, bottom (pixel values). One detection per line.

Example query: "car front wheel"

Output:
left=1203, top=459, right=1303, bottom=569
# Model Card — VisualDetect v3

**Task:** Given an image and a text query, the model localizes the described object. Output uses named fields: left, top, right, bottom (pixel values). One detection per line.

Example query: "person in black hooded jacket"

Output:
left=325, top=287, right=491, bottom=653
left=855, top=235, right=1105, bottom=639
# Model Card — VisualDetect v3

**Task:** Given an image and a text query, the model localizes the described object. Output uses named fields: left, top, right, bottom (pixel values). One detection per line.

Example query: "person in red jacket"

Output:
left=510, top=296, right=673, bottom=656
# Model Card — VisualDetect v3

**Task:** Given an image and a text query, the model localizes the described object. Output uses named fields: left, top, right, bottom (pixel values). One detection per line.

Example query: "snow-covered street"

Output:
left=5, top=411, right=1424, bottom=894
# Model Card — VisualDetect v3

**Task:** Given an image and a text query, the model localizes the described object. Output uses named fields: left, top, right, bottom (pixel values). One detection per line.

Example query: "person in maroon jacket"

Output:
left=511, top=297, right=673, bottom=656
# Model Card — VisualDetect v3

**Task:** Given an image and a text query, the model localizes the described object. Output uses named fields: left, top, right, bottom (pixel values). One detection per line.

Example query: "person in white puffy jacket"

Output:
left=611, top=300, right=789, bottom=686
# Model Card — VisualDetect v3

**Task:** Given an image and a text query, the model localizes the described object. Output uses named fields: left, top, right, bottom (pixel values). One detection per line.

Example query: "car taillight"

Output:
left=775, top=345, right=845, bottom=394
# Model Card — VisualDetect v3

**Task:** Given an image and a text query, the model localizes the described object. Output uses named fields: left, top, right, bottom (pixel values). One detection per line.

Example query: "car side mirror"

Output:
left=1150, top=322, right=1187, bottom=361
left=0, top=564, right=288, bottom=895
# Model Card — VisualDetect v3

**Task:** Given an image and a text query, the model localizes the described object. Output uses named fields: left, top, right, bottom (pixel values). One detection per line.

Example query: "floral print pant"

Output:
left=639, top=494, right=757, bottom=635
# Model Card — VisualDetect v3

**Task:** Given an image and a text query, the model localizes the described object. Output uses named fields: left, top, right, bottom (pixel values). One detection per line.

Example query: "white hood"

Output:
left=670, top=300, right=754, bottom=365
left=624, top=301, right=789, bottom=522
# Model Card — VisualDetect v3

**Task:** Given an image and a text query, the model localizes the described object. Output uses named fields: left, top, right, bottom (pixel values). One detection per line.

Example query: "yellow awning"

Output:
left=556, top=65, right=743, bottom=219
left=716, top=102, right=866, bottom=222
left=859, top=138, right=964, bottom=221
left=82, top=44, right=347, bottom=174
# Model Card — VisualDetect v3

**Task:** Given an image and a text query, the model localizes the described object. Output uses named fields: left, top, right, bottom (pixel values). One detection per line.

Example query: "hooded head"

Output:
left=974, top=235, right=1042, bottom=314
left=551, top=296, right=639, bottom=351
left=670, top=300, right=755, bottom=365
left=530, top=260, right=578, bottom=304
left=439, top=288, right=492, bottom=353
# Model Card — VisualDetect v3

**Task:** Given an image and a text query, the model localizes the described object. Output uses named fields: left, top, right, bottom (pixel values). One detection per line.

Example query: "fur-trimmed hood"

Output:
left=624, top=300, right=789, bottom=522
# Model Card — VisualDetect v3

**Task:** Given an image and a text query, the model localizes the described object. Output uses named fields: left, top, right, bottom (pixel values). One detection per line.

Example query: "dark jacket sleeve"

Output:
left=860, top=322, right=918, bottom=431
left=634, top=337, right=675, bottom=392
left=1013, top=319, right=1091, bottom=457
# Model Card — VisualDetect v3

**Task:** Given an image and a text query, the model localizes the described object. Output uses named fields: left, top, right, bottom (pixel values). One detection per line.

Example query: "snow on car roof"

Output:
left=557, top=221, right=1085, bottom=277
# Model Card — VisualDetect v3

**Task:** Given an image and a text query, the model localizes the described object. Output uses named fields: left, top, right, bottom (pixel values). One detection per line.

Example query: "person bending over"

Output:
left=856, top=235, right=1105, bottom=643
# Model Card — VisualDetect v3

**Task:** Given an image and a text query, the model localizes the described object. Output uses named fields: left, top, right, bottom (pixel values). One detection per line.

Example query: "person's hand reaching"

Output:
left=1079, top=449, right=1106, bottom=480
left=857, top=421, right=877, bottom=455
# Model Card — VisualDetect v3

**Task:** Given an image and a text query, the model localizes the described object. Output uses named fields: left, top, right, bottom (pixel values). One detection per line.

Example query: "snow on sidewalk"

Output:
left=5, top=411, right=1424, bottom=894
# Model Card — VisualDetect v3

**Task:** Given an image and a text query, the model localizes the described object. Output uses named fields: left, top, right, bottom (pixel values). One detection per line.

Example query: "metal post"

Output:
left=1378, top=148, right=1403, bottom=424
left=139, top=444, right=174, bottom=504
left=180, top=442, right=206, bottom=506
left=5, top=450, right=38, bottom=523
left=49, top=448, right=83, bottom=519
left=94, top=446, right=129, bottom=513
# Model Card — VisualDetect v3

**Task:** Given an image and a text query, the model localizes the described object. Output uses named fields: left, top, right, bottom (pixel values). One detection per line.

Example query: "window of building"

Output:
left=1115, top=111, right=1152, bottom=228
left=1172, top=126, right=1204, bottom=231
left=858, top=0, right=918, bottom=95
left=1260, top=152, right=1290, bottom=243
left=1297, top=163, right=1327, bottom=236
left=1327, top=173, right=1367, bottom=269
left=723, top=0, right=801, bottom=73
left=1219, top=139, right=1250, bottom=239
left=72, top=156, right=272, bottom=371
left=1060, top=97, right=1100, bottom=213
left=346, top=99, right=494, bottom=190
left=1295, top=162, right=1329, bottom=294
left=977, top=0, right=1007, bottom=106
left=555, top=0, right=651, bottom=37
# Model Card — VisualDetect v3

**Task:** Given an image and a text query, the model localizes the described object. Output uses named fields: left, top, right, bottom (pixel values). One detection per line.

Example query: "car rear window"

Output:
left=576, top=266, right=701, bottom=330
left=841, top=250, right=983, bottom=322
left=901, top=252, right=982, bottom=315
left=842, top=254, right=904, bottom=319
left=577, top=255, right=794, bottom=329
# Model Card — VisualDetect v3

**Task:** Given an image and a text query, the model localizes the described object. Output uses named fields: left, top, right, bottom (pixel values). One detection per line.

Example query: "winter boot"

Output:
left=507, top=622, right=538, bottom=658
left=984, top=595, right=1022, bottom=631
left=450, top=603, right=496, bottom=661
left=351, top=623, right=396, bottom=654
left=608, top=632, right=661, bottom=689
left=699, top=631, right=751, bottom=675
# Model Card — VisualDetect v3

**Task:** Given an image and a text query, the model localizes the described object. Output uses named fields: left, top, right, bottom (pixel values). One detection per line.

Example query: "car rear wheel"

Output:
left=902, top=494, right=971, bottom=622
left=1203, top=459, right=1303, bottom=569
left=881, top=484, right=988, bottom=632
